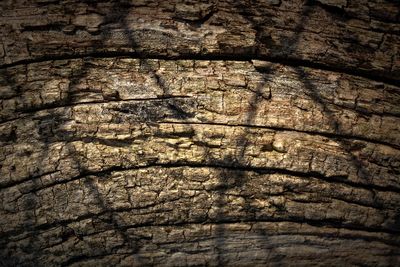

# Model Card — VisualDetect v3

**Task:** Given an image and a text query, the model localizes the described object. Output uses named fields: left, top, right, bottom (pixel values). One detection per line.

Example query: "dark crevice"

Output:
left=2, top=114, right=398, bottom=151
left=173, top=7, right=217, bottom=28
left=0, top=170, right=60, bottom=191
left=84, top=162, right=400, bottom=194
left=160, top=121, right=400, bottom=150
left=0, top=52, right=398, bottom=86
left=306, top=0, right=348, bottom=19
left=325, top=101, right=400, bottom=119
left=21, top=24, right=65, bottom=33
left=3, top=162, right=400, bottom=199
left=15, top=221, right=400, bottom=253
left=6, top=221, right=400, bottom=256
left=1, top=0, right=399, bottom=262
left=2, top=211, right=400, bottom=248
left=60, top=252, right=133, bottom=267
left=0, top=96, right=192, bottom=124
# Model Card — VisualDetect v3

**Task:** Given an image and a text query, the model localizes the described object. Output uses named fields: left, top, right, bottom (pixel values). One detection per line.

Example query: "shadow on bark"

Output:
left=1, top=0, right=399, bottom=265
left=209, top=1, right=314, bottom=264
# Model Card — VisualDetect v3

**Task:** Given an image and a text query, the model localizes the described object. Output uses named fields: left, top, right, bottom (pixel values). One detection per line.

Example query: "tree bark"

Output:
left=0, top=0, right=399, bottom=266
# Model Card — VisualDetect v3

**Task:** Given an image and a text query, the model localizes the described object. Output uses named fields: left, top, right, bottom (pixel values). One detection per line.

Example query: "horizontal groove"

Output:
left=2, top=95, right=400, bottom=125
left=60, top=253, right=133, bottom=267
left=291, top=195, right=383, bottom=210
left=17, top=95, right=191, bottom=114
left=325, top=101, right=400, bottom=120
left=0, top=51, right=398, bottom=86
left=1, top=207, right=399, bottom=246
left=160, top=121, right=400, bottom=150
left=0, top=170, right=60, bottom=191
left=4, top=219, right=400, bottom=254
left=0, top=105, right=398, bottom=150
left=2, top=162, right=400, bottom=198
left=9, top=167, right=388, bottom=211
left=122, top=218, right=400, bottom=246
left=0, top=99, right=188, bottom=126
left=56, top=163, right=400, bottom=194
left=81, top=221, right=400, bottom=247
left=0, top=96, right=191, bottom=126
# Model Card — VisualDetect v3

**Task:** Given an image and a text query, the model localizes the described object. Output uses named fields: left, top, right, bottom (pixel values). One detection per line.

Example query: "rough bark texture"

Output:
left=0, top=0, right=400, bottom=266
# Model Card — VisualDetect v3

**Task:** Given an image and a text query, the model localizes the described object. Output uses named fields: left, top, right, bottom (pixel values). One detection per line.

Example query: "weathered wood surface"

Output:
left=1, top=0, right=399, bottom=80
left=0, top=0, right=400, bottom=266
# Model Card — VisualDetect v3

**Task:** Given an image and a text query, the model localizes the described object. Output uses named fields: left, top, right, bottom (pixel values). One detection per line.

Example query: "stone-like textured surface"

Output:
left=1, top=0, right=399, bottom=80
left=0, top=0, right=399, bottom=266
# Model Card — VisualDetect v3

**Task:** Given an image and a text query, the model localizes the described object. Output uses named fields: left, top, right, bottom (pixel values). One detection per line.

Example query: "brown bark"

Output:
left=0, top=0, right=399, bottom=266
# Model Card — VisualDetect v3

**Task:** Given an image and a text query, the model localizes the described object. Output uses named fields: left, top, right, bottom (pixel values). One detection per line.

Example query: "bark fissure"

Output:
left=1, top=53, right=398, bottom=86
left=159, top=121, right=400, bottom=150
left=1, top=0, right=399, bottom=265
left=2, top=211, right=400, bottom=245
left=3, top=162, right=399, bottom=197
